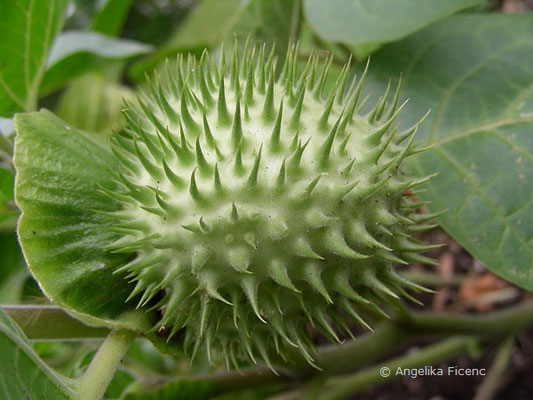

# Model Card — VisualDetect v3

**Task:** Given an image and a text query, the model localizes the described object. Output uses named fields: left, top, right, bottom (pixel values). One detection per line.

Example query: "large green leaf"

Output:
left=0, top=0, right=69, bottom=116
left=128, top=0, right=241, bottom=80
left=160, top=0, right=242, bottom=51
left=13, top=110, right=151, bottom=330
left=362, top=14, right=533, bottom=290
left=304, top=0, right=485, bottom=47
left=41, top=31, right=152, bottom=96
left=129, top=0, right=300, bottom=80
left=0, top=309, right=73, bottom=399
left=221, top=0, right=301, bottom=52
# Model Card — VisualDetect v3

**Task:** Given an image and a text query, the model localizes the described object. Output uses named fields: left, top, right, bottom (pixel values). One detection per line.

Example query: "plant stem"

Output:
left=304, top=299, right=533, bottom=374
left=7, top=300, right=533, bottom=343
left=473, top=335, right=514, bottom=400
left=4, top=301, right=533, bottom=397
left=318, top=336, right=476, bottom=400
left=314, top=323, right=411, bottom=374
left=148, top=300, right=533, bottom=396
left=399, top=300, right=533, bottom=335
left=399, top=270, right=466, bottom=287
left=76, top=329, right=135, bottom=400
left=191, top=323, right=411, bottom=396
left=2, top=305, right=110, bottom=340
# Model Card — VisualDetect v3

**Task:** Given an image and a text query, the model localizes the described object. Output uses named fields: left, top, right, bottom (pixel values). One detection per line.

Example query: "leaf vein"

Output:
left=434, top=147, right=532, bottom=252
left=429, top=40, right=531, bottom=141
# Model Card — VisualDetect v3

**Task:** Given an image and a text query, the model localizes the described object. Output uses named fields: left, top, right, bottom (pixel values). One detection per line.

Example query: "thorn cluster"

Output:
left=104, top=42, right=437, bottom=370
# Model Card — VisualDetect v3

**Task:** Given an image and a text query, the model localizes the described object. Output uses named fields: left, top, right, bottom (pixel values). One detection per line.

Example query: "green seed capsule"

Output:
left=105, top=44, right=435, bottom=369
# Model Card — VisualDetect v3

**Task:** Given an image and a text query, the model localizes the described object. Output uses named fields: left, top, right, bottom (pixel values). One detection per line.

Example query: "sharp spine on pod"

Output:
left=105, top=41, right=439, bottom=371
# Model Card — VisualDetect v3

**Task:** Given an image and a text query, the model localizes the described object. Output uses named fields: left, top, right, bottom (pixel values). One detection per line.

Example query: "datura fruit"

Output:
left=14, top=43, right=439, bottom=369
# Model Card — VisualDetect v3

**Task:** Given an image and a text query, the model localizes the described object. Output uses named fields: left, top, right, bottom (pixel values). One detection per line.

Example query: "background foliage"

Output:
left=0, top=0, right=532, bottom=399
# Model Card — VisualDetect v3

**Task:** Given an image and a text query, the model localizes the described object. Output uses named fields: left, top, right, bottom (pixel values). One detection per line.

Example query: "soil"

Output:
left=348, top=228, right=533, bottom=400
left=353, top=329, right=533, bottom=400
left=492, top=0, right=533, bottom=11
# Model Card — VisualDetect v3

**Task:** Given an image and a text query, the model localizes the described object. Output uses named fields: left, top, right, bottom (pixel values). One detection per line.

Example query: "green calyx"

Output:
left=14, top=42, right=438, bottom=370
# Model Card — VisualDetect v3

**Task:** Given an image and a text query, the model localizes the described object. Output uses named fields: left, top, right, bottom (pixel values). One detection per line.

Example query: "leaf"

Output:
left=0, top=309, right=74, bottom=399
left=129, top=0, right=300, bottom=81
left=129, top=0, right=241, bottom=80
left=91, top=0, right=133, bottom=37
left=162, top=0, right=243, bottom=51
left=13, top=111, right=187, bottom=355
left=221, top=0, right=301, bottom=53
left=40, top=31, right=152, bottom=96
left=56, top=72, right=134, bottom=135
left=47, top=31, right=152, bottom=66
left=304, top=0, right=485, bottom=47
left=0, top=0, right=69, bottom=116
left=362, top=14, right=533, bottom=290
left=13, top=110, right=152, bottom=330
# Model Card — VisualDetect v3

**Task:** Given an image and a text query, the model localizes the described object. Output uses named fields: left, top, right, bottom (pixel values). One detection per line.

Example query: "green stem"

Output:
left=313, top=323, right=410, bottom=374
left=399, top=270, right=467, bottom=287
left=399, top=300, right=533, bottom=335
left=4, top=301, right=533, bottom=397
left=191, top=323, right=411, bottom=396
left=473, top=335, right=514, bottom=400
left=319, top=336, right=476, bottom=400
left=134, top=300, right=533, bottom=396
left=8, top=301, right=532, bottom=343
left=76, top=329, right=135, bottom=400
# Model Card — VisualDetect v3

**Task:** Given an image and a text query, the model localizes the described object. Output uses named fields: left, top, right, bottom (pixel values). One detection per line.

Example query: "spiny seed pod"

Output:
left=101, top=44, right=436, bottom=369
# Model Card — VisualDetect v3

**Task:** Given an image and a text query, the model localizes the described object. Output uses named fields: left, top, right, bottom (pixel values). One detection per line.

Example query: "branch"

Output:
left=76, top=329, right=135, bottom=400
left=473, top=335, right=514, bottom=400
left=3, top=300, right=533, bottom=398
left=318, top=336, right=476, bottom=400
left=399, top=270, right=466, bottom=287
left=195, top=323, right=410, bottom=396
left=398, top=300, right=533, bottom=335
left=188, top=300, right=533, bottom=396
left=268, top=337, right=476, bottom=400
